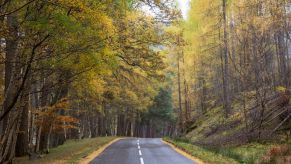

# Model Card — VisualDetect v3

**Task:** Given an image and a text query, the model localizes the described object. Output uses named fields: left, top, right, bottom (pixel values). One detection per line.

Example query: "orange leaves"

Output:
left=51, top=115, right=79, bottom=131
left=53, top=98, right=69, bottom=110
left=55, top=115, right=79, bottom=124
left=34, top=98, right=68, bottom=115
left=34, top=98, right=79, bottom=132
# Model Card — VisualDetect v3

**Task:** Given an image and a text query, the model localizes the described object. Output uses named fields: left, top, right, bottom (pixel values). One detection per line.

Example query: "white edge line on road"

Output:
left=138, top=145, right=140, bottom=149
left=139, top=150, right=142, bottom=156
left=140, top=157, right=144, bottom=164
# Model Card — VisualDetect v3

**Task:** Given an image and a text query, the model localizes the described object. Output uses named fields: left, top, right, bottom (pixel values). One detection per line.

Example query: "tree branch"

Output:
left=0, top=34, right=50, bottom=121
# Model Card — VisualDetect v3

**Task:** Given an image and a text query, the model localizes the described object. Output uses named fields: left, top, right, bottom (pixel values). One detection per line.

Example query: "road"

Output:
left=90, top=138, right=196, bottom=164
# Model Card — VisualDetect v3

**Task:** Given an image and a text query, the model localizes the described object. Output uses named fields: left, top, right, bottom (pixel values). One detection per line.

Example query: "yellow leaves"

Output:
left=56, top=0, right=84, bottom=9
left=124, top=11, right=155, bottom=33
left=72, top=75, right=106, bottom=104
left=165, top=25, right=182, bottom=35
left=111, top=85, right=155, bottom=112
left=276, top=86, right=291, bottom=94
left=183, top=0, right=222, bottom=73
left=125, top=90, right=139, bottom=102
left=55, top=0, right=116, bottom=39
left=98, top=15, right=115, bottom=35
left=154, top=0, right=161, bottom=4
left=90, top=78, right=105, bottom=92
left=43, top=0, right=168, bottom=118
left=276, top=86, right=287, bottom=93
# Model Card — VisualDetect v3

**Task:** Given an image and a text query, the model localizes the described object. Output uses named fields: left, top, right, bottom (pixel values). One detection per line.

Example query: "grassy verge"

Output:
left=163, top=138, right=283, bottom=164
left=13, top=136, right=117, bottom=164
left=222, top=143, right=278, bottom=164
left=163, top=137, right=239, bottom=164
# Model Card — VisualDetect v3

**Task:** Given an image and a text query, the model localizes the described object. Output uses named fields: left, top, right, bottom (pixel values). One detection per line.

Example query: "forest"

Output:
left=0, top=0, right=291, bottom=163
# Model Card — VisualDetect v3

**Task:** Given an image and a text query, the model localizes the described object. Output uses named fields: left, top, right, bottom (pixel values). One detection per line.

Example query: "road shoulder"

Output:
left=79, top=138, right=123, bottom=164
left=161, top=139, right=205, bottom=164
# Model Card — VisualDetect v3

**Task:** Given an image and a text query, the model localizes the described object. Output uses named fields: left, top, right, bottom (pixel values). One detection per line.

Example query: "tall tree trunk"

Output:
left=1, top=14, right=18, bottom=134
left=277, top=32, right=288, bottom=87
left=182, top=54, right=190, bottom=122
left=222, top=0, right=231, bottom=117
left=15, top=95, right=29, bottom=157
left=177, top=47, right=183, bottom=133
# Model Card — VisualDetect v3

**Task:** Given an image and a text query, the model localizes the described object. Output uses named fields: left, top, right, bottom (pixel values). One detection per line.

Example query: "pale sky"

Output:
left=177, top=0, right=190, bottom=19
left=142, top=0, right=190, bottom=19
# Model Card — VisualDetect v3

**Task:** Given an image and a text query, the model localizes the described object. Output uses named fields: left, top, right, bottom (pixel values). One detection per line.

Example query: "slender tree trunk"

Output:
left=177, top=49, right=183, bottom=133
left=182, top=54, right=190, bottom=122
left=1, top=14, right=18, bottom=134
left=15, top=95, right=29, bottom=157
left=222, top=0, right=231, bottom=117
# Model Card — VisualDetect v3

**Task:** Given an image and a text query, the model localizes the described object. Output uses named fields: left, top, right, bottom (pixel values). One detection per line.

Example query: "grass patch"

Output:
left=163, top=137, right=239, bottom=164
left=225, top=143, right=279, bottom=164
left=164, top=137, right=283, bottom=164
left=13, top=136, right=117, bottom=164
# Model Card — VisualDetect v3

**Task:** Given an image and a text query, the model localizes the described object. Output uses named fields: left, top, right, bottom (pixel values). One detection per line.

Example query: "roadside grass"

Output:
left=164, top=137, right=283, bottom=164
left=13, top=136, right=117, bottom=164
left=224, top=143, right=278, bottom=164
left=163, top=137, right=239, bottom=164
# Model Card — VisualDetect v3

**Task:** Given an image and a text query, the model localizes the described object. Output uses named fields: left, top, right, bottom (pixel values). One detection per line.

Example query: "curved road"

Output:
left=90, top=138, right=196, bottom=164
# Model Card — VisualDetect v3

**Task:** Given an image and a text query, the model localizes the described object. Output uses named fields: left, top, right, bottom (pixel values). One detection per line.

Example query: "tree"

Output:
left=0, top=0, right=179, bottom=162
left=141, top=88, right=175, bottom=137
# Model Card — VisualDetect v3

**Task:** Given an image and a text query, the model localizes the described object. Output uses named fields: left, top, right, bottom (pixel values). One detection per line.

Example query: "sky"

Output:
left=177, top=0, right=190, bottom=19
left=142, top=0, right=190, bottom=19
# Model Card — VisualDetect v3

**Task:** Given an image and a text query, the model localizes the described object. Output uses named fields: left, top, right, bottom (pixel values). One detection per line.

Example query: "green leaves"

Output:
left=147, top=88, right=175, bottom=122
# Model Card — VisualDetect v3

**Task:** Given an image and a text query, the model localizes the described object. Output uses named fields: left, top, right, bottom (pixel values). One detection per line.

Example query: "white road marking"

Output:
left=140, top=157, right=144, bottom=164
left=138, top=139, right=143, bottom=164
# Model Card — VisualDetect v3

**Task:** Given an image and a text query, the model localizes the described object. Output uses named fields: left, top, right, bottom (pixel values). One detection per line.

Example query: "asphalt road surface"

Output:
left=90, top=138, right=196, bottom=164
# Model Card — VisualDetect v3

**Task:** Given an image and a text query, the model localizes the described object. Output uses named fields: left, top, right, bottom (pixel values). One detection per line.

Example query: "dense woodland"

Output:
left=0, top=0, right=291, bottom=163
left=0, top=0, right=179, bottom=163
left=175, top=0, right=291, bottom=148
